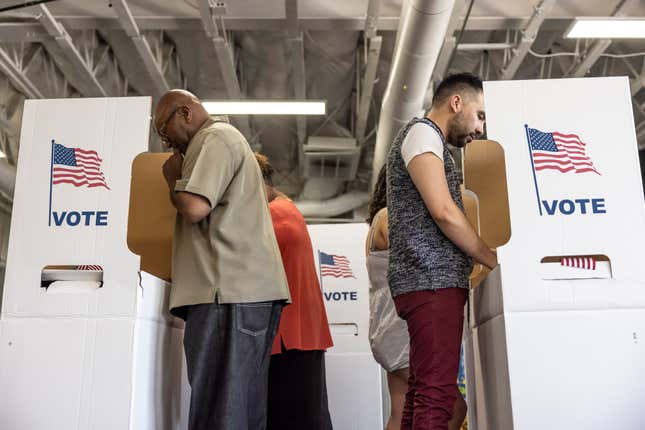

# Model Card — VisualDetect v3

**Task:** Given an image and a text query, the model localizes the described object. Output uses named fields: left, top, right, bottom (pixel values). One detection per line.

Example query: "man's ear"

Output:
left=180, top=105, right=192, bottom=123
left=450, top=94, right=464, bottom=113
left=449, top=94, right=462, bottom=113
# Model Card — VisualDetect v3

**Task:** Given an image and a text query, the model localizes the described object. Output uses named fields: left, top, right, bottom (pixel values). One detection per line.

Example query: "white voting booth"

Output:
left=465, top=77, right=645, bottom=429
left=0, top=96, right=382, bottom=429
left=308, top=223, right=385, bottom=430
left=0, top=98, right=190, bottom=430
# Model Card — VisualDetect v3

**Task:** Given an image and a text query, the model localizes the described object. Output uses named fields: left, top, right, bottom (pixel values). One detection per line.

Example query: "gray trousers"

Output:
left=183, top=300, right=284, bottom=430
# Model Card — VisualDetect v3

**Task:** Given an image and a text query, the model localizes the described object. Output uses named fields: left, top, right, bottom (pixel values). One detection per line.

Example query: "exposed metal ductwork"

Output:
left=371, top=0, right=456, bottom=186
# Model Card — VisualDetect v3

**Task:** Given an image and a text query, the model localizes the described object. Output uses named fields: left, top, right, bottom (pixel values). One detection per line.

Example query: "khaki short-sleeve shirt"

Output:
left=169, top=118, right=290, bottom=314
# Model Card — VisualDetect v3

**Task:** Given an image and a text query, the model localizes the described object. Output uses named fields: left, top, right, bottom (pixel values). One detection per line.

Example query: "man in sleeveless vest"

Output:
left=386, top=73, right=498, bottom=430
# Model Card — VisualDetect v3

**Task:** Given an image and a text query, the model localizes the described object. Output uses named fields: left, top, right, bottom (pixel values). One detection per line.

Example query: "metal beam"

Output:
left=0, top=46, right=43, bottom=99
left=0, top=158, right=16, bottom=199
left=356, top=36, right=382, bottom=144
left=432, top=0, right=467, bottom=81
left=212, top=39, right=242, bottom=98
left=499, top=0, right=556, bottom=80
left=36, top=4, right=107, bottom=97
left=286, top=0, right=306, bottom=145
left=289, top=36, right=307, bottom=145
left=198, top=0, right=241, bottom=97
left=569, top=39, right=612, bottom=78
left=364, top=0, right=381, bottom=39
left=629, top=56, right=645, bottom=96
left=198, top=0, right=218, bottom=37
left=0, top=16, right=577, bottom=36
left=0, top=91, right=21, bottom=139
left=111, top=0, right=168, bottom=96
left=636, top=111, right=645, bottom=149
left=285, top=0, right=299, bottom=38
left=568, top=0, right=632, bottom=78
left=0, top=114, right=17, bottom=138
left=198, top=0, right=251, bottom=138
left=356, top=0, right=382, bottom=143
left=631, top=77, right=645, bottom=97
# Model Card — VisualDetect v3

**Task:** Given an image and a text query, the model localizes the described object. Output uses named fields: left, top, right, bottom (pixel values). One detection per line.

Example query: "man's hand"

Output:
left=162, top=152, right=183, bottom=188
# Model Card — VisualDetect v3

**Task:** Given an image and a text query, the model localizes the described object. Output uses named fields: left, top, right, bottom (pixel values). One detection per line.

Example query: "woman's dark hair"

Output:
left=254, top=152, right=274, bottom=186
left=366, top=164, right=387, bottom=224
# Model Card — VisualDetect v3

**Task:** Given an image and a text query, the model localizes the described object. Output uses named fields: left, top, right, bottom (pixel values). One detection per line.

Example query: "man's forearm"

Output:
left=166, top=178, right=179, bottom=209
left=435, top=205, right=497, bottom=269
left=406, top=153, right=497, bottom=270
left=164, top=179, right=212, bottom=223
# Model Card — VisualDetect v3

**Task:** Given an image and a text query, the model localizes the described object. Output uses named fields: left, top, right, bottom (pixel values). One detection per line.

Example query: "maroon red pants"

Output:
left=393, top=288, right=467, bottom=430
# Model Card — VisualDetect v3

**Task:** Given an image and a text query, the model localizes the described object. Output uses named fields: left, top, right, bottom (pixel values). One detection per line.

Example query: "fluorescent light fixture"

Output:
left=203, top=100, right=326, bottom=115
left=566, top=18, right=645, bottom=39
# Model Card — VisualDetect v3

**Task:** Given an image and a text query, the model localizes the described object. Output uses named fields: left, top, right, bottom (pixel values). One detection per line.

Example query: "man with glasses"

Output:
left=155, top=90, right=290, bottom=430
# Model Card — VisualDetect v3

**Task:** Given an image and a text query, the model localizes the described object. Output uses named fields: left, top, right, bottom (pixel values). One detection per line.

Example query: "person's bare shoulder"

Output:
left=373, top=208, right=389, bottom=250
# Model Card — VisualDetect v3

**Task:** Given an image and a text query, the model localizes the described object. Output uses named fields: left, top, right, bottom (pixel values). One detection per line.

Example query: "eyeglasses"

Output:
left=155, top=106, right=181, bottom=145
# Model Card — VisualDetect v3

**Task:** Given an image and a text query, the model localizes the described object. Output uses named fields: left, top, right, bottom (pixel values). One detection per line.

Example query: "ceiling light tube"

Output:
left=202, top=100, right=326, bottom=115
left=565, top=18, right=645, bottom=39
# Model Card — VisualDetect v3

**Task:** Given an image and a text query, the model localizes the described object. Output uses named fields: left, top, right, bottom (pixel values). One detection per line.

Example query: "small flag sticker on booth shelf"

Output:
left=77, top=265, right=102, bottom=271
left=561, top=257, right=596, bottom=270
left=52, top=142, right=110, bottom=189
left=318, top=251, right=355, bottom=278
left=525, top=127, right=600, bottom=175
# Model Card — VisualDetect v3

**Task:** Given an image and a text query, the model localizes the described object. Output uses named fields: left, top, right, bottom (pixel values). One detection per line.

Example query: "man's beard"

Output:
left=446, top=111, right=472, bottom=148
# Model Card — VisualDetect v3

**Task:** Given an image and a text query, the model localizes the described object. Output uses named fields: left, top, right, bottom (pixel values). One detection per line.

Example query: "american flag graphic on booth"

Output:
left=560, top=257, right=596, bottom=270
left=52, top=142, right=110, bottom=189
left=319, top=251, right=355, bottom=278
left=77, top=265, right=103, bottom=271
left=526, top=127, right=600, bottom=175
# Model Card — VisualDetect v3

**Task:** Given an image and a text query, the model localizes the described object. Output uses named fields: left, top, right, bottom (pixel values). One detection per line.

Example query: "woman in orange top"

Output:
left=255, top=153, right=334, bottom=430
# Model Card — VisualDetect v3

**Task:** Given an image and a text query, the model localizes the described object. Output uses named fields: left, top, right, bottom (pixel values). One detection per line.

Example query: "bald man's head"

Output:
left=154, top=89, right=210, bottom=153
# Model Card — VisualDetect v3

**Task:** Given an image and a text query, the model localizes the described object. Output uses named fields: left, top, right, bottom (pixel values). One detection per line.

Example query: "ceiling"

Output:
left=0, top=0, right=643, bottom=200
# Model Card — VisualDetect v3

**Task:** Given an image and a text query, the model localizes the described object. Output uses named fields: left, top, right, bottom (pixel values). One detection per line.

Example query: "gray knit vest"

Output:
left=386, top=117, right=472, bottom=297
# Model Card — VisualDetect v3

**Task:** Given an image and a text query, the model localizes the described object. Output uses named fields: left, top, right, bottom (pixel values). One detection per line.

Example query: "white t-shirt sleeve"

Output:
left=401, top=123, right=444, bottom=167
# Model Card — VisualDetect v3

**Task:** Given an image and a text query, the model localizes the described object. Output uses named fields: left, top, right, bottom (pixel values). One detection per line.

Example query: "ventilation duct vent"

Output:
left=303, top=136, right=360, bottom=181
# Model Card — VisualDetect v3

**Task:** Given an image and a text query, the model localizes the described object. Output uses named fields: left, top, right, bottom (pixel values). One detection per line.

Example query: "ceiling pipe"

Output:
left=371, top=0, right=456, bottom=187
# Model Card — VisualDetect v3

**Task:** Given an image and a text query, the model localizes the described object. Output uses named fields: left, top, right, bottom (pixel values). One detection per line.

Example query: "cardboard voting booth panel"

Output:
left=127, top=153, right=174, bottom=281
left=464, top=77, right=645, bottom=429
left=0, top=98, right=189, bottom=430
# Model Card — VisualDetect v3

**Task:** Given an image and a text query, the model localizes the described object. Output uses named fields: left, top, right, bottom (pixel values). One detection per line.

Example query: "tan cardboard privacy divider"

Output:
left=461, top=188, right=485, bottom=285
left=463, top=139, right=511, bottom=248
left=128, top=152, right=174, bottom=281
left=463, top=140, right=511, bottom=287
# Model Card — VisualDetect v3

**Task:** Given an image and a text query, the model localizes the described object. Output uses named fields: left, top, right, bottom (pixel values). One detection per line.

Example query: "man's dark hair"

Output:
left=432, top=72, right=483, bottom=107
